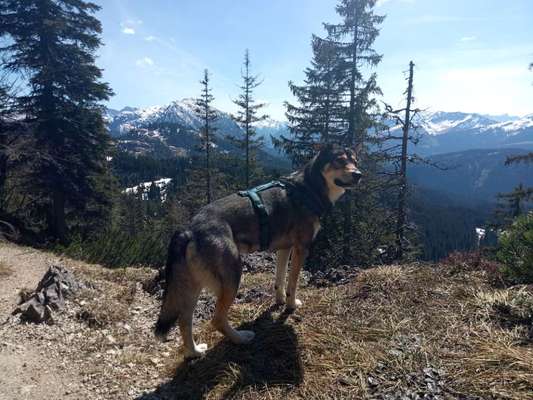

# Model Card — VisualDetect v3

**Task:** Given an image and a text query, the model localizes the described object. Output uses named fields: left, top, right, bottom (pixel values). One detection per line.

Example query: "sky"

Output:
left=94, top=0, right=533, bottom=120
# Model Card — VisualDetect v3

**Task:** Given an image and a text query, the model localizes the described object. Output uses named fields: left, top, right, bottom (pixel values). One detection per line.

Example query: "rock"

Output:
left=308, top=265, right=362, bottom=287
left=12, top=265, right=84, bottom=324
left=13, top=300, right=52, bottom=324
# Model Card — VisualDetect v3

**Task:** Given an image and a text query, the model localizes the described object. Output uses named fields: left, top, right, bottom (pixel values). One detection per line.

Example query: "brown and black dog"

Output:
left=155, top=144, right=362, bottom=358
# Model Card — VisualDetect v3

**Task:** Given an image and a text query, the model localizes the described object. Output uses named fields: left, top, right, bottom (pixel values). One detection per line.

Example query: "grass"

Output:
left=136, top=263, right=533, bottom=400
left=46, top=252, right=533, bottom=399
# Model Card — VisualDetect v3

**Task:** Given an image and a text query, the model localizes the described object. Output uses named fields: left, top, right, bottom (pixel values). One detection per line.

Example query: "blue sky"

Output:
left=95, top=0, right=533, bottom=120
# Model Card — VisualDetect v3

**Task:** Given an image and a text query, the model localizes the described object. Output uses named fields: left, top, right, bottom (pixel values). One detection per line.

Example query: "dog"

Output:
left=155, top=144, right=362, bottom=359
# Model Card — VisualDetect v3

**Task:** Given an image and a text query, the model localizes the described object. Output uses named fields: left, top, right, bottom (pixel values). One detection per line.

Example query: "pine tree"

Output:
left=0, top=0, right=113, bottom=242
left=322, top=0, right=385, bottom=263
left=228, top=49, right=268, bottom=187
left=324, top=0, right=384, bottom=147
left=194, top=69, right=217, bottom=204
left=279, top=36, right=345, bottom=165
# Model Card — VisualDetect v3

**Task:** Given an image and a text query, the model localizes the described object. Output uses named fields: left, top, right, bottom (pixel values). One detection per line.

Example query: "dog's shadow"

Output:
left=137, top=306, right=303, bottom=400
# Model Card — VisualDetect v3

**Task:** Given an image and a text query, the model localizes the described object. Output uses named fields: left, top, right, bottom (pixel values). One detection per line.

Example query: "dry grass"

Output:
left=15, top=250, right=529, bottom=399
left=134, top=262, right=533, bottom=400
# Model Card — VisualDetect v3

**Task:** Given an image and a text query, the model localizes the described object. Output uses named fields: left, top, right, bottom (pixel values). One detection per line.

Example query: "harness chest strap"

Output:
left=238, top=181, right=286, bottom=251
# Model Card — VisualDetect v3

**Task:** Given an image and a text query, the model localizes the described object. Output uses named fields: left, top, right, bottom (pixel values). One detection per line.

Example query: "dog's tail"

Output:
left=154, top=229, right=193, bottom=339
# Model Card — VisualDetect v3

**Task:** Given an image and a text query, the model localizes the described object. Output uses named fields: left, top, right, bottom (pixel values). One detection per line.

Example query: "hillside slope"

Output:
left=409, top=148, right=533, bottom=206
left=1, top=243, right=532, bottom=399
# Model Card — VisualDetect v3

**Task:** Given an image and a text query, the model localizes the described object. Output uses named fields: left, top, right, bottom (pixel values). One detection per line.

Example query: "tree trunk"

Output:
left=396, top=61, right=414, bottom=260
left=342, top=9, right=359, bottom=263
left=50, top=188, right=67, bottom=243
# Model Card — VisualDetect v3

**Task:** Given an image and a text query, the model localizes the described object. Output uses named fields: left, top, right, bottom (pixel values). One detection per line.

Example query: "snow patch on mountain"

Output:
left=418, top=112, right=498, bottom=135
left=417, top=111, right=532, bottom=137
left=124, top=178, right=172, bottom=201
left=490, top=114, right=533, bottom=134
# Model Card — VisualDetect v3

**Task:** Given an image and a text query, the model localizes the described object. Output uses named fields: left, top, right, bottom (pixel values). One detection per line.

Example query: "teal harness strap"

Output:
left=238, top=181, right=286, bottom=251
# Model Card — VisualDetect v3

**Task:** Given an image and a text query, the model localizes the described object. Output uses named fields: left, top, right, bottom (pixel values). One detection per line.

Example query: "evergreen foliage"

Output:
left=0, top=0, right=113, bottom=242
left=194, top=69, right=217, bottom=204
left=497, top=212, right=533, bottom=284
left=228, top=50, right=268, bottom=188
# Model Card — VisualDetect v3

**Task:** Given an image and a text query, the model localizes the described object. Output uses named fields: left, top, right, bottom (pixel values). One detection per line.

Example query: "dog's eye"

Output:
left=333, top=158, right=348, bottom=168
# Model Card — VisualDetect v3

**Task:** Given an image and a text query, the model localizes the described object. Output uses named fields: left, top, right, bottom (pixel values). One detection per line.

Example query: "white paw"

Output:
left=196, top=343, right=208, bottom=352
left=183, top=343, right=207, bottom=359
left=286, top=298, right=302, bottom=310
left=233, top=330, right=255, bottom=344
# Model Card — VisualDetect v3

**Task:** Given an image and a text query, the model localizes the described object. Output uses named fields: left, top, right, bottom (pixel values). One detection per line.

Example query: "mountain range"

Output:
left=106, top=99, right=533, bottom=158
left=391, top=111, right=533, bottom=155
left=105, top=99, right=289, bottom=162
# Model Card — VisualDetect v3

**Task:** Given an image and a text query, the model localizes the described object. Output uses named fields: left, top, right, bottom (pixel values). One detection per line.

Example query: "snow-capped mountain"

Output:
left=106, top=100, right=533, bottom=158
left=416, top=111, right=497, bottom=135
left=403, top=111, right=533, bottom=155
left=415, top=111, right=533, bottom=136
left=106, top=99, right=290, bottom=166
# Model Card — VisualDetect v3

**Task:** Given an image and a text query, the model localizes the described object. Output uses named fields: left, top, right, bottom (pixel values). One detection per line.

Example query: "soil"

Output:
left=0, top=243, right=90, bottom=400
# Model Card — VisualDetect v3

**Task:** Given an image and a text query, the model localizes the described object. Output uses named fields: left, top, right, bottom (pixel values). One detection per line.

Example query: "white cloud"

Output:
left=136, top=57, right=154, bottom=68
left=120, top=19, right=142, bottom=35
left=144, top=35, right=156, bottom=42
left=460, top=36, right=477, bottom=42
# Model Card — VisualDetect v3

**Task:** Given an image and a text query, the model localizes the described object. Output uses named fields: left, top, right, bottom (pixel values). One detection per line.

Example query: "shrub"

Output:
left=497, top=212, right=533, bottom=284
left=59, top=228, right=170, bottom=269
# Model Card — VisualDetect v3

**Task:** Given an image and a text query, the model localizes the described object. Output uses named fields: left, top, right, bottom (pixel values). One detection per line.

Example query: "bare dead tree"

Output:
left=384, top=62, right=420, bottom=259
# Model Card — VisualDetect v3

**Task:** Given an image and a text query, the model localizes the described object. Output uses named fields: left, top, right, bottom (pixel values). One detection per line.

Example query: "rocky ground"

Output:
left=1, top=242, right=532, bottom=400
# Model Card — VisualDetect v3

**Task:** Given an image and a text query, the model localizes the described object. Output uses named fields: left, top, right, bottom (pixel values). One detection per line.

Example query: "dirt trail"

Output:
left=0, top=242, right=89, bottom=400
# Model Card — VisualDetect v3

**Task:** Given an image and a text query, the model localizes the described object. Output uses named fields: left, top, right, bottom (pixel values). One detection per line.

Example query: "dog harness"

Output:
left=238, top=179, right=331, bottom=252
left=238, top=181, right=286, bottom=251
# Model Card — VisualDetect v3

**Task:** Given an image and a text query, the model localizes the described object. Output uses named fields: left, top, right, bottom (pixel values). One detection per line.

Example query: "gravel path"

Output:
left=0, top=242, right=89, bottom=400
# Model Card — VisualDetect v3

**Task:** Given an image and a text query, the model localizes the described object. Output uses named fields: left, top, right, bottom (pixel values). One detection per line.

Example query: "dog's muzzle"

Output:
left=352, top=171, right=362, bottom=184
left=334, top=170, right=362, bottom=188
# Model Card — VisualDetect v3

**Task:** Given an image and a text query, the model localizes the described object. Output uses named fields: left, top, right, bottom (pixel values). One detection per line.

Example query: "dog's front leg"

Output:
left=274, top=248, right=292, bottom=304
left=286, top=246, right=308, bottom=311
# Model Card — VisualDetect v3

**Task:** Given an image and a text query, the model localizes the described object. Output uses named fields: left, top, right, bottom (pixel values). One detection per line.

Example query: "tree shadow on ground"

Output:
left=137, top=305, right=303, bottom=400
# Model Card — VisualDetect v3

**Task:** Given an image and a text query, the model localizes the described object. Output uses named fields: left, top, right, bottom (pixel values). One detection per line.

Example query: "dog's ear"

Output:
left=354, top=142, right=364, bottom=157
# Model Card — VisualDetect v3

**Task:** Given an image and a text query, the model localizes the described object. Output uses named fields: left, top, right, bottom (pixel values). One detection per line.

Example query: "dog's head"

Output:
left=315, top=143, right=363, bottom=190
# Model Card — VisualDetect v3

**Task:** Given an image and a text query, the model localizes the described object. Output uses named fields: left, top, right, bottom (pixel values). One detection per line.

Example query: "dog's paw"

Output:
left=286, top=298, right=302, bottom=311
left=232, top=330, right=255, bottom=344
left=275, top=294, right=286, bottom=305
left=183, top=343, right=208, bottom=360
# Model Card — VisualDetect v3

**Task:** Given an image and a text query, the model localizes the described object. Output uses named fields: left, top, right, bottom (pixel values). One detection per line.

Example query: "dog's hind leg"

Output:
left=286, top=246, right=308, bottom=311
left=212, top=283, right=255, bottom=344
left=211, top=254, right=255, bottom=345
left=176, top=284, right=206, bottom=359
left=274, top=247, right=292, bottom=305
left=161, top=268, right=205, bottom=359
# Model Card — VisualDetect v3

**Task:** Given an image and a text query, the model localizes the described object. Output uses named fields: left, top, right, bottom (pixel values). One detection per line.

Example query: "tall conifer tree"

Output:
left=0, top=0, right=113, bottom=242
left=280, top=37, right=345, bottom=165
left=194, top=69, right=217, bottom=204
left=228, top=49, right=268, bottom=188
left=324, top=0, right=384, bottom=262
